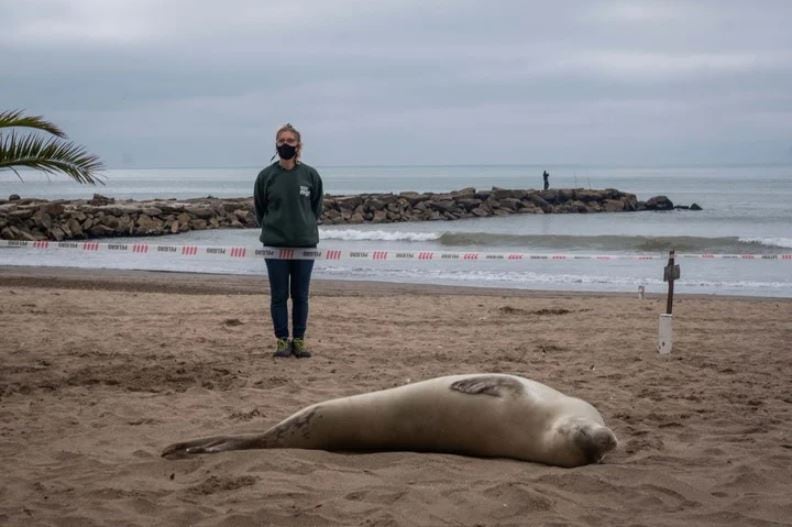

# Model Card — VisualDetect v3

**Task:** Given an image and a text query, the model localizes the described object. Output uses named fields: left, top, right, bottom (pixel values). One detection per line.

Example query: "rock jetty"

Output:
left=0, top=188, right=697, bottom=242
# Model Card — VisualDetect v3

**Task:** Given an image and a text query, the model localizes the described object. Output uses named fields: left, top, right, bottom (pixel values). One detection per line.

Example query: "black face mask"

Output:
left=276, top=143, right=297, bottom=160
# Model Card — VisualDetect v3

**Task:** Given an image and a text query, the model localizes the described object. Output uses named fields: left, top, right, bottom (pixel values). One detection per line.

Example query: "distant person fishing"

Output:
left=543, top=170, right=550, bottom=190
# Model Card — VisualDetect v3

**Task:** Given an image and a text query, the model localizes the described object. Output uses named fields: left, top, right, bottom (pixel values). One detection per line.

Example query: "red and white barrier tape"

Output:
left=2, top=240, right=790, bottom=262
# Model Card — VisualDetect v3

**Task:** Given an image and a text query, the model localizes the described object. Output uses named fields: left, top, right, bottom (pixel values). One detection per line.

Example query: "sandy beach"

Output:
left=1, top=266, right=791, bottom=526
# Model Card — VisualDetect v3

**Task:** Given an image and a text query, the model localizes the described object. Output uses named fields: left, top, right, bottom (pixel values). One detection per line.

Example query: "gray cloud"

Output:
left=2, top=0, right=791, bottom=167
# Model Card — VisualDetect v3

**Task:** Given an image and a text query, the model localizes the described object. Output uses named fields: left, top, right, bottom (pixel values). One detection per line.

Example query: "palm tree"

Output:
left=0, top=109, right=104, bottom=184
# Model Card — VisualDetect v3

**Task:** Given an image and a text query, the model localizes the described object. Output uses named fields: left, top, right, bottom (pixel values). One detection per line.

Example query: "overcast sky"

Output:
left=2, top=0, right=791, bottom=168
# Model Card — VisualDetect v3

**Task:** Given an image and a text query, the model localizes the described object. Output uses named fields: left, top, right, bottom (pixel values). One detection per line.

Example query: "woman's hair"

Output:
left=276, top=122, right=301, bottom=143
left=275, top=123, right=302, bottom=162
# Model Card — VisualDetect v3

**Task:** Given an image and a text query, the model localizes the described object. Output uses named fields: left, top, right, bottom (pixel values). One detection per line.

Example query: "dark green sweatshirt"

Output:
left=253, top=162, right=323, bottom=247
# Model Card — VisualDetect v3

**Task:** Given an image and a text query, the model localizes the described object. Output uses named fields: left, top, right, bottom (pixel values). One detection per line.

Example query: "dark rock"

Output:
left=558, top=189, right=575, bottom=202
left=538, top=189, right=559, bottom=203
left=141, top=207, right=163, bottom=216
left=429, top=200, right=456, bottom=212
left=67, top=218, right=83, bottom=237
left=88, top=193, right=115, bottom=206
left=42, top=203, right=66, bottom=216
left=645, top=195, right=674, bottom=210
left=335, top=196, right=363, bottom=210
left=450, top=187, right=476, bottom=199
left=365, top=198, right=387, bottom=211
left=456, top=198, right=482, bottom=210
left=90, top=224, right=117, bottom=237
left=498, top=198, right=522, bottom=211
left=603, top=199, right=625, bottom=212
left=574, top=189, right=606, bottom=202
left=525, top=194, right=552, bottom=212
left=9, top=207, right=35, bottom=220
left=491, top=187, right=517, bottom=200
left=189, top=207, right=215, bottom=219
left=32, top=210, right=53, bottom=229
left=623, top=194, right=639, bottom=211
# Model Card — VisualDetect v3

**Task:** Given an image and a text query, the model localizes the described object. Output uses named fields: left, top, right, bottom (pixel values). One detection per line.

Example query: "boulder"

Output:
left=525, top=194, right=551, bottom=212
left=429, top=200, right=456, bottom=212
left=336, top=195, right=363, bottom=210
left=189, top=207, right=215, bottom=219
left=42, top=203, right=66, bottom=216
left=141, top=207, right=163, bottom=217
left=9, top=208, right=35, bottom=220
left=32, top=210, right=53, bottom=229
left=603, top=199, right=625, bottom=212
left=450, top=187, right=476, bottom=199
left=324, top=209, right=341, bottom=222
left=574, top=189, right=606, bottom=202
left=365, top=198, right=387, bottom=211
left=88, top=194, right=114, bottom=206
left=49, top=226, right=66, bottom=241
left=645, top=195, right=674, bottom=210
left=67, top=218, right=84, bottom=237
left=90, top=224, right=117, bottom=237
left=136, top=214, right=164, bottom=234
left=538, top=189, right=559, bottom=203
left=490, top=187, right=517, bottom=200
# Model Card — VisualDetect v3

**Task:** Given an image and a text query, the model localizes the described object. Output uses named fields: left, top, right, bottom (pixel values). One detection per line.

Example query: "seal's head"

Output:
left=569, top=420, right=618, bottom=464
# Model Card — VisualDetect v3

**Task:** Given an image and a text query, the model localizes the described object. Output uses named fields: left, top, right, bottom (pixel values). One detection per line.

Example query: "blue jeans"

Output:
left=265, top=258, right=315, bottom=339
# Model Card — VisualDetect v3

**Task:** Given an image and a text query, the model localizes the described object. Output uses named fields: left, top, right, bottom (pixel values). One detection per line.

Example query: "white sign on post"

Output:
left=657, top=313, right=673, bottom=354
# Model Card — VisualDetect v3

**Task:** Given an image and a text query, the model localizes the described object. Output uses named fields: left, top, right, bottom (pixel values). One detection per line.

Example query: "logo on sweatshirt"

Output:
left=299, top=185, right=311, bottom=197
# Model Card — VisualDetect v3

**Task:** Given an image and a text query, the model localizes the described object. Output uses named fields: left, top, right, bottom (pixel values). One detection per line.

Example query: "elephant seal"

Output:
left=162, top=373, right=617, bottom=467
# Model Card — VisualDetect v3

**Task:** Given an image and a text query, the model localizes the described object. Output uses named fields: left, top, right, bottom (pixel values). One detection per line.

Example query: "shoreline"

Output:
left=2, top=264, right=790, bottom=302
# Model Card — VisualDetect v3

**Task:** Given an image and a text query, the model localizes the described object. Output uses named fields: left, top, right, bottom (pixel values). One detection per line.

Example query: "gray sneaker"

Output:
left=291, top=338, right=312, bottom=358
left=273, top=337, right=292, bottom=358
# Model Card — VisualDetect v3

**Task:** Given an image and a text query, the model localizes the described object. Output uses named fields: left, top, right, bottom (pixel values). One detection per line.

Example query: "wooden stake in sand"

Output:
left=658, top=250, right=680, bottom=354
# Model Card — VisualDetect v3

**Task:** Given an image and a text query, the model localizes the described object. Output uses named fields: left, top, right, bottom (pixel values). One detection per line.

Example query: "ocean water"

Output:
left=2, top=164, right=791, bottom=297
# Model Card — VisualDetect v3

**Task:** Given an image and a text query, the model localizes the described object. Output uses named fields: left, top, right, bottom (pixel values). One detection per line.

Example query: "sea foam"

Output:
left=738, top=237, right=792, bottom=249
left=319, top=229, right=441, bottom=242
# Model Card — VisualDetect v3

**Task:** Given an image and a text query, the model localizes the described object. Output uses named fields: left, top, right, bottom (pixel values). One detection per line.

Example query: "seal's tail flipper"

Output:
left=161, top=435, right=261, bottom=459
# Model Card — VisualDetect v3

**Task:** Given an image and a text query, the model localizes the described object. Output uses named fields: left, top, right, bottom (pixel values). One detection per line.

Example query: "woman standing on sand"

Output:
left=254, top=123, right=323, bottom=358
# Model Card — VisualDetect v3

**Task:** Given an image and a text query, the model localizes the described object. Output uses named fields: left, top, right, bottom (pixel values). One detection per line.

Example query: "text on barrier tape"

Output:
left=1, top=240, right=791, bottom=262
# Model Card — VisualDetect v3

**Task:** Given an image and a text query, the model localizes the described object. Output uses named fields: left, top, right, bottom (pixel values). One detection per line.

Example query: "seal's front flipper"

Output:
left=449, top=375, right=524, bottom=398
left=161, top=435, right=257, bottom=459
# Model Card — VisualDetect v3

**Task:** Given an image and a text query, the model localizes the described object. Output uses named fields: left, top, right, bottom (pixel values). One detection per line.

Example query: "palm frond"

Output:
left=0, top=110, right=67, bottom=138
left=0, top=131, right=104, bottom=184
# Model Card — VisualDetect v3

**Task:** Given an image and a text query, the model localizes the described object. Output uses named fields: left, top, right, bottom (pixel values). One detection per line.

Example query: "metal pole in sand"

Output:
left=658, top=250, right=679, bottom=354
